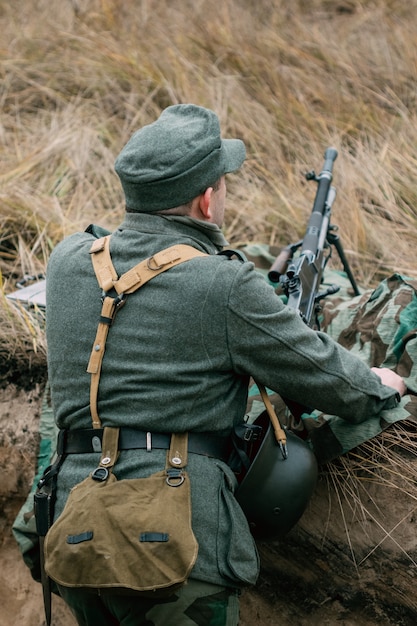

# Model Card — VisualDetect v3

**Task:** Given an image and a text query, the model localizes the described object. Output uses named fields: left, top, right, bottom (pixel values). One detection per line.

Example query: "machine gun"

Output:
left=268, top=147, right=360, bottom=330
left=266, top=148, right=361, bottom=425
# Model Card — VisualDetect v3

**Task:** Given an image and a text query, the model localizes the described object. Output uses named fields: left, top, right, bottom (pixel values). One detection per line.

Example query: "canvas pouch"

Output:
left=43, top=427, right=198, bottom=597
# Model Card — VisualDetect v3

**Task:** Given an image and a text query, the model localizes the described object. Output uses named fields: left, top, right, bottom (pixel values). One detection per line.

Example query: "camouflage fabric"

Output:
left=321, top=273, right=417, bottom=390
left=310, top=273, right=417, bottom=462
left=57, top=580, right=240, bottom=626
left=241, top=244, right=417, bottom=464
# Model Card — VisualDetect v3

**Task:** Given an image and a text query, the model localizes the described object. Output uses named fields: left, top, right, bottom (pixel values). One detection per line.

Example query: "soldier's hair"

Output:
left=152, top=178, right=222, bottom=217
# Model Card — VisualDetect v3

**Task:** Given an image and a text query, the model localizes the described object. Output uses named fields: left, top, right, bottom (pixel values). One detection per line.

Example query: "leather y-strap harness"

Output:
left=60, top=234, right=286, bottom=453
left=87, top=236, right=207, bottom=429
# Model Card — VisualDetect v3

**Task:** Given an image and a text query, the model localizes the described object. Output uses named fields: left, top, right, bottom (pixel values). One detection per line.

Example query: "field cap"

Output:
left=114, top=104, right=246, bottom=212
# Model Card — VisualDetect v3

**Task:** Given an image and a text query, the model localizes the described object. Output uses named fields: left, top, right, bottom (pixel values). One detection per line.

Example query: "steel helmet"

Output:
left=235, top=412, right=318, bottom=539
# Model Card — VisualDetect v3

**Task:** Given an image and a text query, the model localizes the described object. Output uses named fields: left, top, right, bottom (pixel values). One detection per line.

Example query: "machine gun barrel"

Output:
left=272, top=148, right=338, bottom=327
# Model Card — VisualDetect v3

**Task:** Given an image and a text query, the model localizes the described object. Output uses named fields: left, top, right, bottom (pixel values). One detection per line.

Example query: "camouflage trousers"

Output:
left=57, top=580, right=241, bottom=626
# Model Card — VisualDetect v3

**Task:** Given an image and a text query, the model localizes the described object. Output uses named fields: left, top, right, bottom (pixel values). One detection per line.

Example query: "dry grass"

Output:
left=1, top=0, right=417, bottom=565
left=0, top=287, right=46, bottom=388
left=321, top=420, right=417, bottom=569
left=1, top=0, right=417, bottom=284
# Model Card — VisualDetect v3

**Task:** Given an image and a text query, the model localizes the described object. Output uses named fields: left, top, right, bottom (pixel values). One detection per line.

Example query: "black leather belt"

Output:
left=57, top=427, right=232, bottom=464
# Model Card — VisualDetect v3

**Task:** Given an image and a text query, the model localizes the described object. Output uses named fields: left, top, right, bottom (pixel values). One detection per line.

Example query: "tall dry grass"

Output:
left=321, top=421, right=417, bottom=570
left=1, top=0, right=417, bottom=566
left=1, top=0, right=417, bottom=284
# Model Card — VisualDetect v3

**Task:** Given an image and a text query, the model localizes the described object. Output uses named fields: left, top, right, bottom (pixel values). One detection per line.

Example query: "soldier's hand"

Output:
left=371, top=367, right=407, bottom=397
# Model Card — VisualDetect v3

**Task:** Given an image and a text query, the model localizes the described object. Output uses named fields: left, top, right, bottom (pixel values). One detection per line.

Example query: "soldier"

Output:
left=45, top=104, right=405, bottom=625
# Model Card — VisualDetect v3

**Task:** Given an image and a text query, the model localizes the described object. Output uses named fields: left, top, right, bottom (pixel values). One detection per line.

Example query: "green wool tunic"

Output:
left=46, top=213, right=398, bottom=589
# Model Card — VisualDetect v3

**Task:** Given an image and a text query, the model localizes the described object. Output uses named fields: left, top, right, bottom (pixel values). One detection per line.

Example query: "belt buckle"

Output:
left=91, top=435, right=102, bottom=453
left=146, top=432, right=152, bottom=452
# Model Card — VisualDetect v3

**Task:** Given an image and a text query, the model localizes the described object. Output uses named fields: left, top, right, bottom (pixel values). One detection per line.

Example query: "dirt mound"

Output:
left=1, top=384, right=417, bottom=626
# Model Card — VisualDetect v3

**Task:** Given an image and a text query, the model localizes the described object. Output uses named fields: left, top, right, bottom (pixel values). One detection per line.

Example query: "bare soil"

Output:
left=1, top=383, right=417, bottom=626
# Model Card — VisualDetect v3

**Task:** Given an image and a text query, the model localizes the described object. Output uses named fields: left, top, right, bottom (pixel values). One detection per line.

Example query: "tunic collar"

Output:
left=119, top=213, right=229, bottom=251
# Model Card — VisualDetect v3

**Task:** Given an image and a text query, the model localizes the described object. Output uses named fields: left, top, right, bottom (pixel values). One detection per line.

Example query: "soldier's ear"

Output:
left=197, top=187, right=213, bottom=221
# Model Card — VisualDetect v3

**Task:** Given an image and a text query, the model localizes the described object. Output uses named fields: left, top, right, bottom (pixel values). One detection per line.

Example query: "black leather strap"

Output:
left=58, top=427, right=231, bottom=463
